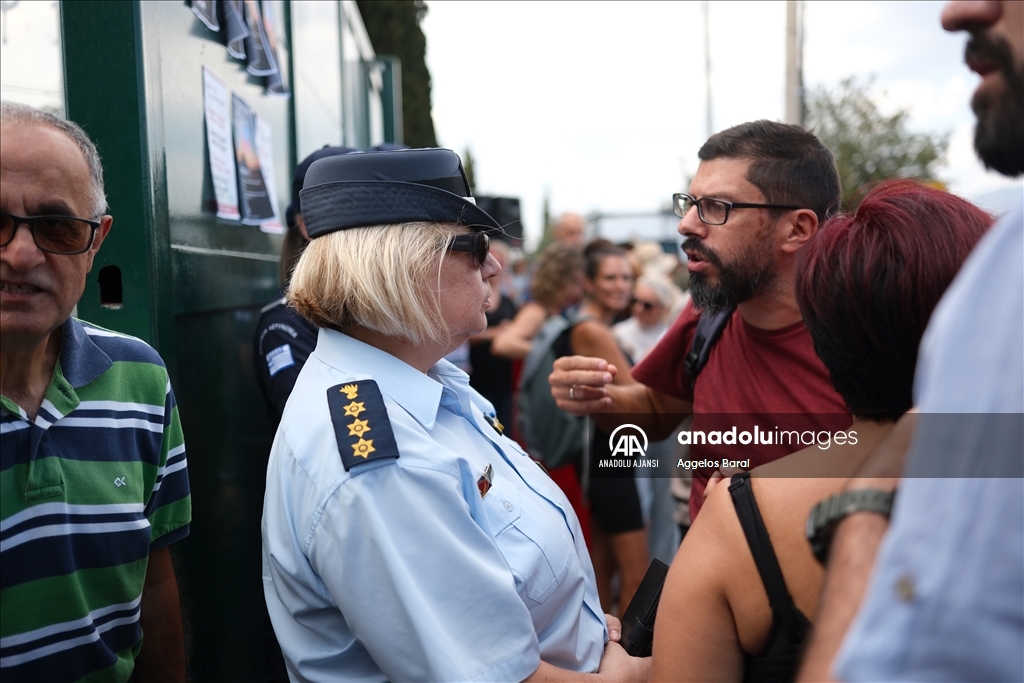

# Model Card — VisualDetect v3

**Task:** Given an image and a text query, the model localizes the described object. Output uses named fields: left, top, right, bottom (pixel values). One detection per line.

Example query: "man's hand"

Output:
left=549, top=356, right=618, bottom=415
left=596, top=641, right=650, bottom=681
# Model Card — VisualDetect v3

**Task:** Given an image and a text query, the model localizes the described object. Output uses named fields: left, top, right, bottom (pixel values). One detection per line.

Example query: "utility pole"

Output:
left=784, top=0, right=804, bottom=127
left=704, top=1, right=713, bottom=138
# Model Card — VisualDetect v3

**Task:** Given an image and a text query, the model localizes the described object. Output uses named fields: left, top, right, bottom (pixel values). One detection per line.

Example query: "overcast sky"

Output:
left=422, top=0, right=1023, bottom=248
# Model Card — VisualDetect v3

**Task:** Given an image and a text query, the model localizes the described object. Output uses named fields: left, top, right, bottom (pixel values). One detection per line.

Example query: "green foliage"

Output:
left=356, top=0, right=438, bottom=148
left=806, top=77, right=949, bottom=207
left=535, top=193, right=554, bottom=255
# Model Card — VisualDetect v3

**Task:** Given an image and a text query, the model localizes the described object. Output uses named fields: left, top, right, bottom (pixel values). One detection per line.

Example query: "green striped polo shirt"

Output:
left=0, top=318, right=191, bottom=682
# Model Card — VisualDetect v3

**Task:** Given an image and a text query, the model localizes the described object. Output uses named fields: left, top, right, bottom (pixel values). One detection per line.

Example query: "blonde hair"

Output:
left=288, top=222, right=457, bottom=345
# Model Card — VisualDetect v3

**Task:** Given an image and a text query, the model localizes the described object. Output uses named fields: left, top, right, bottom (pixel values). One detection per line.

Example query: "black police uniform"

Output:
left=253, top=293, right=318, bottom=426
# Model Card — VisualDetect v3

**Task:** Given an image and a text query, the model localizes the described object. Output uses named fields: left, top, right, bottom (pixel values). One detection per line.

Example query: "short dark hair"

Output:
left=698, top=120, right=841, bottom=223
left=796, top=180, right=992, bottom=420
left=582, top=239, right=627, bottom=280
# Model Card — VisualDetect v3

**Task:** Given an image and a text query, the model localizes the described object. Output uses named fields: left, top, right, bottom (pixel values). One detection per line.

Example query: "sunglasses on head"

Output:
left=447, top=231, right=490, bottom=265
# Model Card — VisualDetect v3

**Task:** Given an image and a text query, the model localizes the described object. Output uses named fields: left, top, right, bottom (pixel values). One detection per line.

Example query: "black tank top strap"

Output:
left=728, top=472, right=802, bottom=637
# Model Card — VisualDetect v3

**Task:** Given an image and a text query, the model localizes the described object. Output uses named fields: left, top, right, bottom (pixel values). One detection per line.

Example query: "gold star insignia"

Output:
left=341, top=384, right=360, bottom=399
left=343, top=401, right=366, bottom=417
left=347, top=418, right=371, bottom=438
left=351, top=438, right=375, bottom=458
left=491, top=416, right=504, bottom=434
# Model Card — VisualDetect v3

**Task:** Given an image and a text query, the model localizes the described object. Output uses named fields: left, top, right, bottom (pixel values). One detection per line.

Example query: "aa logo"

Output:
left=608, top=424, right=648, bottom=458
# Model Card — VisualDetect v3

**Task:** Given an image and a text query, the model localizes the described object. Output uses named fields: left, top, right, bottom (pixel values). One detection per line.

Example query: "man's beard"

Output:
left=683, top=235, right=777, bottom=315
left=967, top=33, right=1024, bottom=176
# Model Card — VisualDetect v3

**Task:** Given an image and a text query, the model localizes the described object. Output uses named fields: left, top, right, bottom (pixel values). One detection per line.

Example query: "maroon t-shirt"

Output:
left=632, top=300, right=850, bottom=520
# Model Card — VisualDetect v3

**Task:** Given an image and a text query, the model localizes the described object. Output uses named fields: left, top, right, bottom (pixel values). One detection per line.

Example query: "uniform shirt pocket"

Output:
left=483, top=476, right=572, bottom=603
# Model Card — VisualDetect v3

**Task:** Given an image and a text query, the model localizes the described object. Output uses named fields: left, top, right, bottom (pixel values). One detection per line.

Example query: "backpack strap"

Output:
left=728, top=472, right=803, bottom=639
left=684, top=305, right=735, bottom=390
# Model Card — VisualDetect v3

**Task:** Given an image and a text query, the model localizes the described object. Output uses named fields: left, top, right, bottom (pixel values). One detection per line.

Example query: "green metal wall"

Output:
left=63, top=2, right=290, bottom=679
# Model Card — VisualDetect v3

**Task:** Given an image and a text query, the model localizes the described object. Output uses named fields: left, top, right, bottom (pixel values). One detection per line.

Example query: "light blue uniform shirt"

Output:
left=835, top=204, right=1024, bottom=682
left=262, top=329, right=606, bottom=682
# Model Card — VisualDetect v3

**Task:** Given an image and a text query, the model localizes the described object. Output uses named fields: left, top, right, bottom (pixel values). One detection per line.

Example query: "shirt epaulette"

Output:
left=327, top=380, right=400, bottom=471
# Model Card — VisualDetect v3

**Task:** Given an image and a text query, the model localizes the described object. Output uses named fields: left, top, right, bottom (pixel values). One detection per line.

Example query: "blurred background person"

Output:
left=613, top=275, right=682, bottom=363
left=468, top=239, right=518, bottom=432
left=254, top=145, right=353, bottom=427
left=650, top=180, right=992, bottom=683
left=570, top=241, right=649, bottom=616
left=613, top=274, right=687, bottom=564
left=492, top=243, right=584, bottom=360
left=551, top=211, right=587, bottom=248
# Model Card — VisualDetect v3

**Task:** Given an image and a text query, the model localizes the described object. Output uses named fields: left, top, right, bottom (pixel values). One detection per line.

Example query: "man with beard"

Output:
left=550, top=120, right=850, bottom=522
left=798, top=2, right=1023, bottom=681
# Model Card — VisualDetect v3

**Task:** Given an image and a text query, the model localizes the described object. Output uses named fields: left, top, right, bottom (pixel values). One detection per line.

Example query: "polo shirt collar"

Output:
left=59, top=318, right=113, bottom=389
left=313, top=328, right=451, bottom=429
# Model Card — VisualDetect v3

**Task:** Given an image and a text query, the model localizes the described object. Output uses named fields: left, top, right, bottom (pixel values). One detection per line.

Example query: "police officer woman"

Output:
left=261, top=149, right=647, bottom=682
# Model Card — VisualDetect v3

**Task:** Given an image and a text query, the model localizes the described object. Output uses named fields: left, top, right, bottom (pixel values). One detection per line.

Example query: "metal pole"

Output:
left=784, top=0, right=804, bottom=126
left=704, top=1, right=712, bottom=138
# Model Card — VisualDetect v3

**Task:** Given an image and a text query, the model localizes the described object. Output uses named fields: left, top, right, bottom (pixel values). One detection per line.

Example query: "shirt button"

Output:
left=894, top=573, right=916, bottom=602
left=503, top=500, right=513, bottom=512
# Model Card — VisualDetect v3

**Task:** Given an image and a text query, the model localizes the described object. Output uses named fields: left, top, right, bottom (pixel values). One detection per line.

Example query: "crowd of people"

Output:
left=0, top=2, right=1021, bottom=682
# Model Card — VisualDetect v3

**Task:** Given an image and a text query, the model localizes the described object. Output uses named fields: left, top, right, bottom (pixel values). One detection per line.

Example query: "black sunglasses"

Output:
left=1, top=212, right=101, bottom=255
left=634, top=299, right=660, bottom=311
left=447, top=232, right=490, bottom=265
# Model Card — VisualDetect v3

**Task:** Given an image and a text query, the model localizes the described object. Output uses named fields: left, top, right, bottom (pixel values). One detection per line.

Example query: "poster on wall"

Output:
left=261, top=1, right=290, bottom=96
left=242, top=0, right=276, bottom=76
left=232, top=94, right=277, bottom=226
left=202, top=67, right=240, bottom=220
left=254, top=113, right=283, bottom=233
left=221, top=0, right=248, bottom=60
left=188, top=0, right=220, bottom=32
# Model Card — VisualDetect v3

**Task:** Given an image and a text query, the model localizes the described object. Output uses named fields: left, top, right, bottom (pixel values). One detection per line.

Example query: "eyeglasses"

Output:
left=672, top=193, right=801, bottom=226
left=1, top=212, right=101, bottom=255
left=447, top=231, right=490, bottom=265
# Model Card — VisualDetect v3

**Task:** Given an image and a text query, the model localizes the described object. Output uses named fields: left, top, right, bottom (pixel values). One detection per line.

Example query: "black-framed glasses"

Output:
left=447, top=231, right=490, bottom=265
left=1, top=212, right=101, bottom=255
left=672, top=193, right=801, bottom=226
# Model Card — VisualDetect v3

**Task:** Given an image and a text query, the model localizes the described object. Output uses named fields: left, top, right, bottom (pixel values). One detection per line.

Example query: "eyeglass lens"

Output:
left=0, top=213, right=96, bottom=254
left=674, top=195, right=728, bottom=224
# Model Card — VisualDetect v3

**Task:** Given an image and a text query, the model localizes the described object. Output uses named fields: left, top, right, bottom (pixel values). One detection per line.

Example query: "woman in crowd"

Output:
left=650, top=180, right=991, bottom=682
left=491, top=243, right=584, bottom=359
left=613, top=274, right=687, bottom=563
left=612, top=275, right=682, bottom=364
left=262, top=148, right=645, bottom=682
left=567, top=241, right=650, bottom=616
